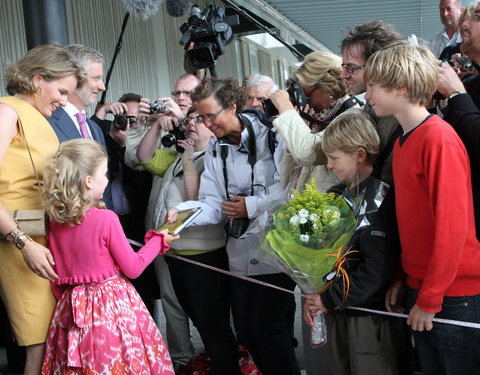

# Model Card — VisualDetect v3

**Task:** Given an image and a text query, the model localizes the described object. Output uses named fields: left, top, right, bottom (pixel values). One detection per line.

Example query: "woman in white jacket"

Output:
left=169, top=78, right=301, bottom=375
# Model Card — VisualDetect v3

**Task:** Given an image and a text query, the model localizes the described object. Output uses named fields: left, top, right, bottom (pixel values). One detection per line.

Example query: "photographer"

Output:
left=167, top=78, right=300, bottom=375
left=269, top=51, right=359, bottom=192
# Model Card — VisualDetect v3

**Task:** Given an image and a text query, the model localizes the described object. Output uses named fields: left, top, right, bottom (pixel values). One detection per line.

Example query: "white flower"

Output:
left=299, top=217, right=308, bottom=224
left=312, top=223, right=318, bottom=230
left=324, top=207, right=341, bottom=226
left=300, top=234, right=310, bottom=242
left=298, top=209, right=309, bottom=218
left=309, top=213, right=319, bottom=221
left=290, top=215, right=300, bottom=225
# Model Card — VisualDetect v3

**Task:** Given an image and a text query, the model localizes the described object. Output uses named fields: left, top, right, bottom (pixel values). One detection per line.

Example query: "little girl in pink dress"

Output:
left=41, top=139, right=176, bottom=374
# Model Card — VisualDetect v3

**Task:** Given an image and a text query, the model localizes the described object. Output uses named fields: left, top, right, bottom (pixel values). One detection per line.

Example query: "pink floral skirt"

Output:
left=41, top=274, right=174, bottom=374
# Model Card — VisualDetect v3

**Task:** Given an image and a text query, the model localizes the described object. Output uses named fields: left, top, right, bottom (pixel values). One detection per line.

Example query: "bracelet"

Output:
left=5, top=227, right=32, bottom=250
left=448, top=90, right=466, bottom=99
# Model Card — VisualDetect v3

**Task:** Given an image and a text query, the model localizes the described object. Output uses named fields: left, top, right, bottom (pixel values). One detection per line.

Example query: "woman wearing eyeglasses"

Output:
left=270, top=51, right=359, bottom=193
left=137, top=105, right=239, bottom=375
left=168, top=77, right=301, bottom=375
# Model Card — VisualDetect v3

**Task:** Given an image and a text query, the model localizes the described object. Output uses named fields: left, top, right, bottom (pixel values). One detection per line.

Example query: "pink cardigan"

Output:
left=49, top=207, right=169, bottom=299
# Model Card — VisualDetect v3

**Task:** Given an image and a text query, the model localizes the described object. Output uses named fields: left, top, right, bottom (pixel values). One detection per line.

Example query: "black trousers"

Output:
left=166, top=248, right=239, bottom=375
left=230, top=272, right=301, bottom=375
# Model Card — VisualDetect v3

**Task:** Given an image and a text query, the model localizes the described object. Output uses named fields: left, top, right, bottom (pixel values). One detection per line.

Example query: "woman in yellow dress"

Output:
left=0, top=44, right=84, bottom=375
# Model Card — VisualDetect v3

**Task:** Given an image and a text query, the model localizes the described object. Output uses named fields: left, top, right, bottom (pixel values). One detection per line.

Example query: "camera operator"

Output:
left=436, top=3, right=480, bottom=241
left=167, top=78, right=301, bottom=375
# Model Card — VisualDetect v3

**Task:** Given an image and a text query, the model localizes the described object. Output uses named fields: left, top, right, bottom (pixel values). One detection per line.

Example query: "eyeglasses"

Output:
left=196, top=108, right=224, bottom=123
left=184, top=115, right=203, bottom=124
left=341, top=64, right=366, bottom=74
left=470, top=12, right=480, bottom=22
left=171, top=90, right=192, bottom=97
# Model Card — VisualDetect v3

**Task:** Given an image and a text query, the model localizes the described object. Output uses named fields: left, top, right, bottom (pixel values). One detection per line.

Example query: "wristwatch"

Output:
left=448, top=90, right=466, bottom=99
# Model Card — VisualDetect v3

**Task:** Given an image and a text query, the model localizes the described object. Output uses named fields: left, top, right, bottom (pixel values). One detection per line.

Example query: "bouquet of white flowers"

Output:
left=257, top=179, right=357, bottom=345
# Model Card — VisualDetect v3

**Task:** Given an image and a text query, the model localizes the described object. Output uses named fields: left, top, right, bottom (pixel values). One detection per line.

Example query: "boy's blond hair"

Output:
left=42, top=139, right=107, bottom=226
left=321, top=108, right=379, bottom=163
left=363, top=42, right=438, bottom=106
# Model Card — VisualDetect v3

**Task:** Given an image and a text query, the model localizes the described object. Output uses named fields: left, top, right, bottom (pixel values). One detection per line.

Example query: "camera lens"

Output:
left=113, top=115, right=128, bottom=130
left=161, top=133, right=176, bottom=148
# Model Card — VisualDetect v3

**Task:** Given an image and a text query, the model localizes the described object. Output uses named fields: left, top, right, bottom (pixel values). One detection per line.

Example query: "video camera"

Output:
left=179, top=4, right=239, bottom=71
left=262, top=81, right=308, bottom=117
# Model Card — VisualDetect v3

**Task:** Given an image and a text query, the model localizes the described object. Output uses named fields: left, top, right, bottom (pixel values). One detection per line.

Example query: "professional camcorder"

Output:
left=262, top=80, right=308, bottom=117
left=161, top=121, right=188, bottom=153
left=179, top=4, right=238, bottom=70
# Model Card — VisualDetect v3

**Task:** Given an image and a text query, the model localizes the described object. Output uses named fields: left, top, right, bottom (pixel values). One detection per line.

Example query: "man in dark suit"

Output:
left=48, top=44, right=111, bottom=208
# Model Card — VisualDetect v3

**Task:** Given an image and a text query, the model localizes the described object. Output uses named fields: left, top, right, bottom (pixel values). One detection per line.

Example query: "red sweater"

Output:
left=49, top=207, right=169, bottom=300
left=393, top=115, right=480, bottom=313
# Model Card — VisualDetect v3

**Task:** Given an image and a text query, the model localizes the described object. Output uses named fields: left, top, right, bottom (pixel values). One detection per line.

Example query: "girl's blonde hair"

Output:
left=42, top=139, right=107, bottom=226
left=291, top=51, right=349, bottom=99
left=321, top=108, right=379, bottom=163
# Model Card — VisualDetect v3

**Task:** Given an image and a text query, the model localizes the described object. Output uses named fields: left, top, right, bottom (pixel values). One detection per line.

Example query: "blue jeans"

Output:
left=405, top=287, right=480, bottom=375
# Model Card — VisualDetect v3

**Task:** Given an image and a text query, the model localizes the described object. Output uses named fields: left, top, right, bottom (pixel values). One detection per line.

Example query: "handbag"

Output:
left=7, top=209, right=47, bottom=237
left=5, top=116, right=48, bottom=237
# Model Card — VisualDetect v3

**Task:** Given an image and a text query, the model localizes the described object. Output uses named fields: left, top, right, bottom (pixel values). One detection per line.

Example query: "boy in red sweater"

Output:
left=364, top=42, right=480, bottom=375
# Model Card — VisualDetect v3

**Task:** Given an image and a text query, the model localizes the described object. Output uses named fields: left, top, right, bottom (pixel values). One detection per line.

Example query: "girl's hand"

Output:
left=166, top=208, right=179, bottom=223
left=159, top=228, right=180, bottom=244
left=20, top=240, right=58, bottom=281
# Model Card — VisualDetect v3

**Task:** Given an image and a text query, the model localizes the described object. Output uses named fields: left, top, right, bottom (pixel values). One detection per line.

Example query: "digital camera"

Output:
left=262, top=81, right=308, bottom=117
left=112, top=114, right=135, bottom=130
left=161, top=123, right=188, bottom=153
left=228, top=193, right=250, bottom=238
left=149, top=100, right=168, bottom=114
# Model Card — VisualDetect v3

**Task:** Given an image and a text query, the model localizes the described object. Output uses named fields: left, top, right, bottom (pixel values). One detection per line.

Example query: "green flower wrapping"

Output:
left=261, top=180, right=357, bottom=293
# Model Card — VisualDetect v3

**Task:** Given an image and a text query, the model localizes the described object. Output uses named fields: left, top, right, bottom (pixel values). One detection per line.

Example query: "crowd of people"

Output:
left=1, top=1, right=480, bottom=374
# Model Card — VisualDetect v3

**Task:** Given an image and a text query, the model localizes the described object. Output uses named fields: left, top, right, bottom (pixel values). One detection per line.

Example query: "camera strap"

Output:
left=217, top=114, right=257, bottom=200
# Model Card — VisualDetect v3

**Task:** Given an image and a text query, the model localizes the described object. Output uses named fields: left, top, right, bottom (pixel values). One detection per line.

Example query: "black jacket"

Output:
left=442, top=89, right=480, bottom=240
left=322, top=177, right=401, bottom=314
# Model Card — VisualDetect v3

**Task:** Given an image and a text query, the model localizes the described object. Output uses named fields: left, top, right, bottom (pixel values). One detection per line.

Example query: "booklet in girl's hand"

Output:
left=157, top=207, right=203, bottom=235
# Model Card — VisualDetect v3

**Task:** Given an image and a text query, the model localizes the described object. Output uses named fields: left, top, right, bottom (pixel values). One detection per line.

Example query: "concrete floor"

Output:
left=1, top=290, right=309, bottom=374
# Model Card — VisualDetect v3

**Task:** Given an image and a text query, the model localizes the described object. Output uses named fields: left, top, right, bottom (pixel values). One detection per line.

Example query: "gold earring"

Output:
left=33, top=87, right=42, bottom=99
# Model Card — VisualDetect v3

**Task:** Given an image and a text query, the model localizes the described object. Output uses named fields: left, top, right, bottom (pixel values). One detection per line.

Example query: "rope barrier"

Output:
left=129, top=239, right=480, bottom=330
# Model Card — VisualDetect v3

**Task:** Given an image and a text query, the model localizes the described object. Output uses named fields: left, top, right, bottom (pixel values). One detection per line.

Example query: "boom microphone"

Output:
left=166, top=0, right=191, bottom=17
left=121, top=0, right=163, bottom=20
